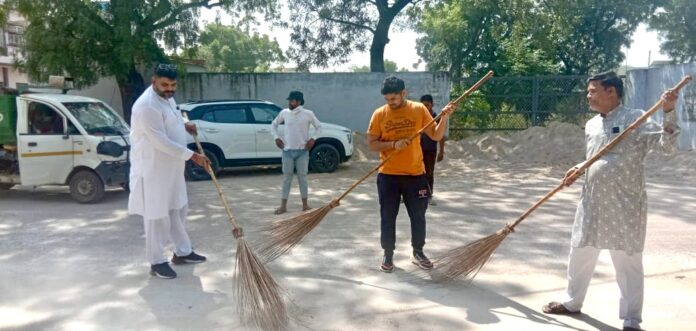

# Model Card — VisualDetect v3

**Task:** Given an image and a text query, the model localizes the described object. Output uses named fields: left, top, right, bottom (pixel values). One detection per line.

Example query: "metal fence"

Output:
left=450, top=75, right=593, bottom=137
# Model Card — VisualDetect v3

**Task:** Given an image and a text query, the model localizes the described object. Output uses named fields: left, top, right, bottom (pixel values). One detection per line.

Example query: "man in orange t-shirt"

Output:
left=367, top=76, right=453, bottom=273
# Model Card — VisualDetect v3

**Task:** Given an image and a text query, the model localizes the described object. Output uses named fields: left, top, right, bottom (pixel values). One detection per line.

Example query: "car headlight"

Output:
left=347, top=132, right=352, bottom=144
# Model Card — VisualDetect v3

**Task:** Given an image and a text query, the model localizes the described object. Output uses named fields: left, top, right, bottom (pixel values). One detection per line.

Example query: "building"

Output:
left=0, top=9, right=28, bottom=89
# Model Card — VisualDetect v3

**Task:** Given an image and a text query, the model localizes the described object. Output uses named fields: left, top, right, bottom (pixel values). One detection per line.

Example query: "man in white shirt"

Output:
left=128, top=64, right=210, bottom=279
left=271, top=91, right=322, bottom=214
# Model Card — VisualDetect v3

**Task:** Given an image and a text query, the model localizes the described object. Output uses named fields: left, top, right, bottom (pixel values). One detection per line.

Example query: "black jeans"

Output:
left=422, top=150, right=437, bottom=195
left=377, top=173, right=430, bottom=255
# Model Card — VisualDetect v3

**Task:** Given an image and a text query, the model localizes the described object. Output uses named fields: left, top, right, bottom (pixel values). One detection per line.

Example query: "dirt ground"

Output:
left=1, top=146, right=696, bottom=330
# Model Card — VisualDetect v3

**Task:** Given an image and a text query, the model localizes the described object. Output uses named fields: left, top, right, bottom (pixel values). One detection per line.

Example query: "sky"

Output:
left=200, top=8, right=670, bottom=72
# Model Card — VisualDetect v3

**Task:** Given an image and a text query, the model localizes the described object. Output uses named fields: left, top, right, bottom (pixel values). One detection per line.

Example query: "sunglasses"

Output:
left=157, top=63, right=177, bottom=71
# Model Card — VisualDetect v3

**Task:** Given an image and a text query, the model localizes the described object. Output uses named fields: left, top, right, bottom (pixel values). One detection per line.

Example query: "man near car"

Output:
left=271, top=90, right=322, bottom=214
left=128, top=63, right=211, bottom=279
left=419, top=94, right=446, bottom=206
left=541, top=71, right=680, bottom=331
left=367, top=77, right=454, bottom=272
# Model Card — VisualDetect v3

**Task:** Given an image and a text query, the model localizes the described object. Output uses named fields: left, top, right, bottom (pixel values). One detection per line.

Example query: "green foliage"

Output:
left=198, top=23, right=284, bottom=72
left=8, top=0, right=278, bottom=122
left=417, top=0, right=656, bottom=81
left=529, top=0, right=656, bottom=75
left=10, top=0, right=278, bottom=86
left=649, top=0, right=696, bottom=63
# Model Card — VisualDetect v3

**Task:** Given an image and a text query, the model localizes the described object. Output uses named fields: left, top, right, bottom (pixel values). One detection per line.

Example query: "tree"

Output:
left=649, top=0, right=696, bottom=63
left=198, top=23, right=284, bottom=72
left=285, top=0, right=420, bottom=72
left=7, top=0, right=277, bottom=123
left=530, top=0, right=657, bottom=75
left=417, top=0, right=657, bottom=80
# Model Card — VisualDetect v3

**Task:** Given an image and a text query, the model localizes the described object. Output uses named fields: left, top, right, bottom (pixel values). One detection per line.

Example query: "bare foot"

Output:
left=302, top=205, right=312, bottom=211
left=274, top=207, right=287, bottom=215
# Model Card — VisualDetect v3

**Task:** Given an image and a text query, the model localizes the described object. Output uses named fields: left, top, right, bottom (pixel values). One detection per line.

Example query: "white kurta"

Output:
left=128, top=86, right=194, bottom=220
left=571, top=104, right=679, bottom=254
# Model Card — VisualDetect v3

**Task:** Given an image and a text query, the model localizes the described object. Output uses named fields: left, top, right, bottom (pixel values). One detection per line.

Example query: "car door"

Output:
left=17, top=100, right=75, bottom=185
left=250, top=103, right=284, bottom=158
left=196, top=104, right=256, bottom=159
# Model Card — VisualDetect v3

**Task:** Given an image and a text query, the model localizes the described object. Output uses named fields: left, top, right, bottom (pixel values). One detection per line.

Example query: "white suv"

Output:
left=180, top=99, right=353, bottom=180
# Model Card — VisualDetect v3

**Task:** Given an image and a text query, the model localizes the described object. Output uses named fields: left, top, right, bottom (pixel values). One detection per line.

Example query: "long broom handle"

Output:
left=507, top=75, right=692, bottom=230
left=183, top=111, right=244, bottom=233
left=191, top=134, right=241, bottom=229
left=334, top=71, right=495, bottom=202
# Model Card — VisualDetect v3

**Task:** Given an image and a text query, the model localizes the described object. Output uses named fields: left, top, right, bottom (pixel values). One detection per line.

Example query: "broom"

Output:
left=433, top=75, right=693, bottom=282
left=258, top=71, right=496, bottom=262
left=191, top=133, right=288, bottom=330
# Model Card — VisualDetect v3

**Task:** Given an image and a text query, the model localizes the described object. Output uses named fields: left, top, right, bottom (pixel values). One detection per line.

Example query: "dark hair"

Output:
left=381, top=76, right=405, bottom=95
left=588, top=71, right=623, bottom=98
left=420, top=94, right=433, bottom=103
left=287, top=90, right=305, bottom=105
left=154, top=63, right=177, bottom=80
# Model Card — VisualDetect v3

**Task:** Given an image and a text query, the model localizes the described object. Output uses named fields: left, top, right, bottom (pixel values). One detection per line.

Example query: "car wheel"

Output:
left=185, top=149, right=220, bottom=181
left=310, top=143, right=340, bottom=173
left=69, top=170, right=105, bottom=203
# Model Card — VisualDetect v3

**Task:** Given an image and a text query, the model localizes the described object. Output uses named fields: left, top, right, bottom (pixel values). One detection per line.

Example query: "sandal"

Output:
left=542, top=302, right=580, bottom=315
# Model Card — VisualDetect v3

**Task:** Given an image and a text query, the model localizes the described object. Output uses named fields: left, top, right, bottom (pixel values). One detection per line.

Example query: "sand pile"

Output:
left=445, top=121, right=585, bottom=168
left=351, top=122, right=694, bottom=176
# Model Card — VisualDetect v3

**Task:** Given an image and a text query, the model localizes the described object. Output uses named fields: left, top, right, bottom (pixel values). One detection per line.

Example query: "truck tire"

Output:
left=185, top=149, right=220, bottom=181
left=310, top=143, right=340, bottom=173
left=0, top=183, right=14, bottom=190
left=69, top=170, right=105, bottom=203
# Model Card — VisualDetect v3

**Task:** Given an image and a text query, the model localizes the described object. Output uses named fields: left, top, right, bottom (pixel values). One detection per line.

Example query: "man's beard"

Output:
left=154, top=86, right=175, bottom=99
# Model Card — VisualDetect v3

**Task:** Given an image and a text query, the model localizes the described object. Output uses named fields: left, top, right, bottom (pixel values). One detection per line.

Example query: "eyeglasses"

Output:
left=157, top=64, right=177, bottom=71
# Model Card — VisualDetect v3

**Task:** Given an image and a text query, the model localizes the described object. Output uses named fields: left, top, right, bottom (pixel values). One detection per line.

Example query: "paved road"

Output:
left=1, top=161, right=694, bottom=330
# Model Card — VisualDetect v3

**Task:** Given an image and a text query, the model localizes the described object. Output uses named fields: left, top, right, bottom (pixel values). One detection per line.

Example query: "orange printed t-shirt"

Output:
left=367, top=100, right=433, bottom=175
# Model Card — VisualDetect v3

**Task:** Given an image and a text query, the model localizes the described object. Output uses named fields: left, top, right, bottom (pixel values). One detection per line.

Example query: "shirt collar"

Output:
left=602, top=103, right=623, bottom=121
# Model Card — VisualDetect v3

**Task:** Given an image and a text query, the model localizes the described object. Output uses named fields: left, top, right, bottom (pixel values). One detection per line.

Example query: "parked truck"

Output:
left=0, top=85, right=130, bottom=203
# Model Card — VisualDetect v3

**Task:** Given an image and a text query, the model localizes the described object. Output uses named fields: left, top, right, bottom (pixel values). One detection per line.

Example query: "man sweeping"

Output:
left=129, top=64, right=211, bottom=279
left=272, top=91, right=322, bottom=214
left=419, top=94, right=446, bottom=206
left=542, top=71, right=680, bottom=331
left=368, top=77, right=453, bottom=273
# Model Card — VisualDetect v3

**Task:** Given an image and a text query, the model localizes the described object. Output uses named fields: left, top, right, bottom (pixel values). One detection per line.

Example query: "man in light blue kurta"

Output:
left=543, top=72, right=680, bottom=331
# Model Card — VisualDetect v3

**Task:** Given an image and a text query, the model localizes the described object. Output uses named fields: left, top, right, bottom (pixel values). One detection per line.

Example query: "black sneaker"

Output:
left=172, top=251, right=207, bottom=265
left=412, top=250, right=433, bottom=270
left=380, top=255, right=394, bottom=273
left=150, top=262, right=177, bottom=279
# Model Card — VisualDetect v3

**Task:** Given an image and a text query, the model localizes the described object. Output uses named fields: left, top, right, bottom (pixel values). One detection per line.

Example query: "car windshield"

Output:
left=62, top=102, right=129, bottom=135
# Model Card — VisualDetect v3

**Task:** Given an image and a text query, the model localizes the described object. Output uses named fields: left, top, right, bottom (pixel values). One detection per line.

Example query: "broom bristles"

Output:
left=235, top=238, right=289, bottom=330
left=434, top=226, right=513, bottom=282
left=258, top=203, right=335, bottom=262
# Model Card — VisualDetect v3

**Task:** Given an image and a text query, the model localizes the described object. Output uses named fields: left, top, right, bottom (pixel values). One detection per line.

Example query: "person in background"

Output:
left=419, top=94, right=446, bottom=206
left=271, top=90, right=322, bottom=214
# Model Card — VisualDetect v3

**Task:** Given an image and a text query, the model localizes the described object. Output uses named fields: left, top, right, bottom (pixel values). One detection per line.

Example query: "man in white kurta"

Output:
left=543, top=72, right=680, bottom=331
left=128, top=64, right=210, bottom=279
left=271, top=90, right=322, bottom=214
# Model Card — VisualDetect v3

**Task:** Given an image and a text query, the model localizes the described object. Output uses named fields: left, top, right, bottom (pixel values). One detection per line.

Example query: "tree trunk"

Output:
left=370, top=19, right=392, bottom=73
left=117, top=65, right=146, bottom=124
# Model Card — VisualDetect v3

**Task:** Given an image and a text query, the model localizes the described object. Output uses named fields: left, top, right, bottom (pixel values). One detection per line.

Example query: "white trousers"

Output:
left=562, top=246, right=644, bottom=329
left=143, top=206, right=193, bottom=265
